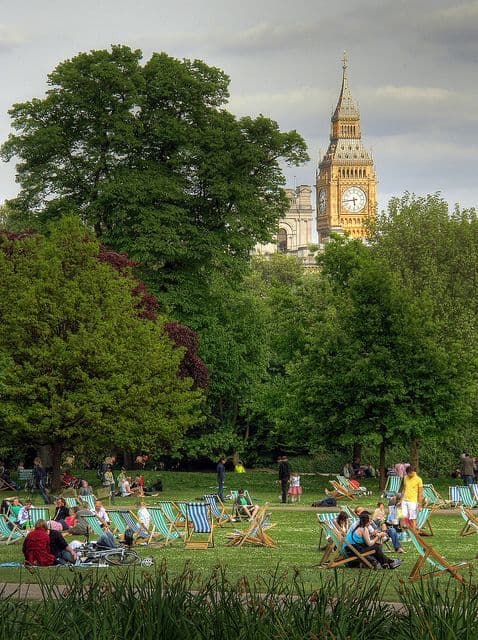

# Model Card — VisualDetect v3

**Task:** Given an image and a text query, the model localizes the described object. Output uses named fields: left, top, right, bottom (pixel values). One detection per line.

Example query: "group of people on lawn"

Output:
left=333, top=465, right=424, bottom=569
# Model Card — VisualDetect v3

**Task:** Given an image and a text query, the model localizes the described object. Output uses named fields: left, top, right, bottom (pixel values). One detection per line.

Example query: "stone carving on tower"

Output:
left=316, top=54, right=377, bottom=242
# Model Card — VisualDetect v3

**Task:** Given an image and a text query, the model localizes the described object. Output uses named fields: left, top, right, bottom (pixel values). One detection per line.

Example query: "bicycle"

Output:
left=75, top=543, right=154, bottom=567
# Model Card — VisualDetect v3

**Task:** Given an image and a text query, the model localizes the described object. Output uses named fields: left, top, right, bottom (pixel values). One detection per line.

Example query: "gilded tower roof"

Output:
left=332, top=52, right=360, bottom=122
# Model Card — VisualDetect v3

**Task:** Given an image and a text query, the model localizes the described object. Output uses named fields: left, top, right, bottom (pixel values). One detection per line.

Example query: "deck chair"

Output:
left=82, top=514, right=106, bottom=539
left=0, top=514, right=26, bottom=544
left=185, top=503, right=214, bottom=549
left=79, top=494, right=96, bottom=511
left=423, top=484, right=445, bottom=511
left=147, top=506, right=183, bottom=545
left=230, top=490, right=255, bottom=520
left=121, top=510, right=150, bottom=541
left=107, top=509, right=128, bottom=536
left=415, top=507, right=433, bottom=536
left=459, top=507, right=478, bottom=537
left=408, top=528, right=470, bottom=584
left=226, top=507, right=276, bottom=548
left=315, top=521, right=375, bottom=569
left=382, top=475, right=401, bottom=499
left=327, top=481, right=354, bottom=501
left=336, top=475, right=367, bottom=496
left=157, top=501, right=186, bottom=531
left=203, top=494, right=234, bottom=526
left=317, top=511, right=339, bottom=549
left=65, top=497, right=79, bottom=508
left=459, top=486, right=477, bottom=508
left=0, top=476, right=17, bottom=491
left=26, top=507, right=49, bottom=529
left=471, top=484, right=478, bottom=504
left=448, top=486, right=462, bottom=506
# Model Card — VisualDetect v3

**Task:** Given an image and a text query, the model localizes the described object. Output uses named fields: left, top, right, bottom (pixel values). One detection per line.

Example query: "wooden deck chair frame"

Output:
left=459, top=507, right=478, bottom=537
left=328, top=481, right=354, bottom=501
left=157, top=501, right=186, bottom=531
left=121, top=510, right=150, bottom=542
left=0, top=513, right=26, bottom=544
left=147, top=506, right=182, bottom=545
left=336, top=475, right=367, bottom=497
left=315, top=521, right=375, bottom=569
left=226, top=507, right=276, bottom=548
left=79, top=494, right=96, bottom=511
left=107, top=509, right=128, bottom=536
left=382, top=475, right=401, bottom=499
left=416, top=507, right=433, bottom=536
left=185, top=503, right=214, bottom=549
left=0, top=477, right=17, bottom=491
left=408, top=529, right=470, bottom=584
left=422, top=484, right=444, bottom=511
left=317, top=512, right=339, bottom=549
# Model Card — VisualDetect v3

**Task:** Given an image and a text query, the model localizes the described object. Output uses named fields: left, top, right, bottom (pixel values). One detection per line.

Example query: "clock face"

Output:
left=318, top=188, right=327, bottom=214
left=341, top=186, right=367, bottom=213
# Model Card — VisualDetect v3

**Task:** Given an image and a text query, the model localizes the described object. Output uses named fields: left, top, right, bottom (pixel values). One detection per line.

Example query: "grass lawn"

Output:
left=0, top=470, right=476, bottom=599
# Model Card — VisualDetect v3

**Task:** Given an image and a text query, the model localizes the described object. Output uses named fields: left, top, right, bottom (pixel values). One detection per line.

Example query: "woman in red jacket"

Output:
left=22, top=519, right=55, bottom=566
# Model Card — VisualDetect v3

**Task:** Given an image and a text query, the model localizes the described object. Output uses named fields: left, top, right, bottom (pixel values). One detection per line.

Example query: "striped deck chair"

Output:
left=107, top=509, right=128, bottom=536
left=448, top=486, right=462, bottom=506
left=230, top=490, right=255, bottom=520
left=79, top=495, right=96, bottom=511
left=226, top=507, right=276, bottom=548
left=471, top=484, right=478, bottom=504
left=408, top=528, right=470, bottom=584
left=121, top=511, right=150, bottom=541
left=185, top=503, right=214, bottom=549
left=82, top=514, right=105, bottom=539
left=157, top=501, right=186, bottom=531
left=459, top=486, right=477, bottom=508
left=176, top=501, right=189, bottom=520
left=203, top=494, right=234, bottom=526
left=459, top=507, right=478, bottom=537
left=65, top=497, right=79, bottom=508
left=147, top=507, right=182, bottom=545
left=0, top=514, right=26, bottom=544
left=26, top=507, right=49, bottom=529
left=327, top=480, right=354, bottom=501
left=423, top=484, right=444, bottom=511
left=336, top=475, right=367, bottom=496
left=415, top=507, right=433, bottom=536
left=317, top=511, right=339, bottom=549
left=315, top=521, right=375, bottom=569
left=382, top=475, right=401, bottom=499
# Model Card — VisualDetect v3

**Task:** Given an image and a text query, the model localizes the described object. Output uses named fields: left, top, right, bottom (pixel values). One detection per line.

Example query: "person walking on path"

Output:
left=401, top=465, right=423, bottom=530
left=278, top=455, right=290, bottom=504
left=217, top=457, right=226, bottom=501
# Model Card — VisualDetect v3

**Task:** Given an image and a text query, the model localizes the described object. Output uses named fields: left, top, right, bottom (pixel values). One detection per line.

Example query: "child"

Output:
left=288, top=473, right=302, bottom=503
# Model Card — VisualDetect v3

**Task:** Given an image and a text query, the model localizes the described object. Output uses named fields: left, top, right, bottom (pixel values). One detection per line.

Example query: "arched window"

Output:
left=277, top=228, right=287, bottom=253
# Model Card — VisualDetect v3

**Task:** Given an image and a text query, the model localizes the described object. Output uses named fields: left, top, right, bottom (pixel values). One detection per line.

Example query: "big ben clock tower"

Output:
left=316, top=54, right=377, bottom=242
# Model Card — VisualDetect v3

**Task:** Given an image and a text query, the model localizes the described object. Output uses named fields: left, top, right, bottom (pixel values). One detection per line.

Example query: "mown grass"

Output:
left=0, top=470, right=476, bottom=600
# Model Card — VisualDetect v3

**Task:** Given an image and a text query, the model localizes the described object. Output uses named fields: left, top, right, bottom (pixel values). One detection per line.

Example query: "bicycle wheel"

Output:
left=105, top=549, right=140, bottom=566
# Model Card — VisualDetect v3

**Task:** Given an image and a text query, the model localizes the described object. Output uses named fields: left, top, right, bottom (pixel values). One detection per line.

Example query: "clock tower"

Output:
left=316, top=54, right=377, bottom=242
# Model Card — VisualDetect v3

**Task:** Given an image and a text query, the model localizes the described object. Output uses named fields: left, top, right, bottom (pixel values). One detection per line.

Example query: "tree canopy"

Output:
left=0, top=217, right=204, bottom=485
left=1, top=45, right=309, bottom=314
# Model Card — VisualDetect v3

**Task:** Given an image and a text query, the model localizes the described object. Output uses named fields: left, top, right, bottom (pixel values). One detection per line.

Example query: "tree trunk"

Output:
left=378, top=440, right=387, bottom=490
left=51, top=442, right=63, bottom=492
left=410, top=438, right=421, bottom=471
left=123, top=450, right=133, bottom=469
left=352, top=442, right=362, bottom=465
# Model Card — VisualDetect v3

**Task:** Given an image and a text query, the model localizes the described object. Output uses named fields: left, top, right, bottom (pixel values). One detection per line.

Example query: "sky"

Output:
left=0, top=0, right=477, bottom=213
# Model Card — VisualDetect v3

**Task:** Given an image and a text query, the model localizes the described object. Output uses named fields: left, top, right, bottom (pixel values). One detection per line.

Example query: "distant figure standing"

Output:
left=460, top=452, right=475, bottom=486
left=288, top=472, right=302, bottom=503
left=401, top=465, right=423, bottom=530
left=217, top=457, right=226, bottom=501
left=278, top=456, right=290, bottom=504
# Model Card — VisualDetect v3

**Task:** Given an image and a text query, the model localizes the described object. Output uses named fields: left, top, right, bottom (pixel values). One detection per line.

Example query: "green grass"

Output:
left=1, top=470, right=476, bottom=599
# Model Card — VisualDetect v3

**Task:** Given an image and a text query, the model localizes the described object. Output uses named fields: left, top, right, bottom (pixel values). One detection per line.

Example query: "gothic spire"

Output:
left=332, top=51, right=360, bottom=122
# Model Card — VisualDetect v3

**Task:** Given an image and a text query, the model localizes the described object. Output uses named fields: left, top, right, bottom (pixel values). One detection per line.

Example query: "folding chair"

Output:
left=157, top=501, right=186, bottom=531
left=203, top=494, right=234, bottom=526
left=65, top=497, right=79, bottom=508
left=82, top=514, right=106, bottom=539
left=459, top=507, right=478, bottom=537
left=315, top=521, right=375, bottom=569
left=317, top=511, right=339, bottom=549
left=26, top=507, right=49, bottom=529
left=471, top=484, right=478, bottom=504
left=382, top=476, right=401, bottom=499
left=226, top=507, right=276, bottom=548
left=415, top=507, right=433, bottom=536
left=448, top=486, right=462, bottom=507
left=185, top=503, right=214, bottom=549
left=0, top=514, right=26, bottom=544
left=459, top=486, right=478, bottom=509
left=327, top=481, right=354, bottom=501
left=336, top=475, right=367, bottom=496
left=121, top=510, right=150, bottom=541
left=79, top=495, right=96, bottom=511
left=107, top=509, right=128, bottom=536
left=408, top=528, right=470, bottom=584
left=423, top=484, right=445, bottom=511
left=147, top=506, right=183, bottom=545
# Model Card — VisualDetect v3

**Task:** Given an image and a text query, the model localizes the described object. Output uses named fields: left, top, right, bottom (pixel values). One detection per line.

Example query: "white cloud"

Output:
left=374, top=85, right=454, bottom=102
left=0, top=24, right=28, bottom=51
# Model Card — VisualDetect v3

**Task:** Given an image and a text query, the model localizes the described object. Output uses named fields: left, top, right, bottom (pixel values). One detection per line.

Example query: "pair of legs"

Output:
left=351, top=543, right=395, bottom=567
left=280, top=480, right=288, bottom=503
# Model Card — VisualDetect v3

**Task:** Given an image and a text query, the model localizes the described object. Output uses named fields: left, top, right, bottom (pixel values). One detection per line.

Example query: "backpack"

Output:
left=123, top=528, right=134, bottom=547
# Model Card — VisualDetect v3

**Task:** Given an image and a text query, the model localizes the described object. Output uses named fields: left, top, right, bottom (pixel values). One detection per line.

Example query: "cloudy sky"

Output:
left=0, top=0, right=477, bottom=212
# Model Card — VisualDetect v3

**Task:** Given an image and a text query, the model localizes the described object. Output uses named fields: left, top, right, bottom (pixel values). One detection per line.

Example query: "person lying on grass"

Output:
left=235, top=489, right=259, bottom=520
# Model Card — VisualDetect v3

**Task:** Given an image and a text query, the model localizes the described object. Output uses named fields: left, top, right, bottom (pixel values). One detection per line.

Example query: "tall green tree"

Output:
left=0, top=218, right=203, bottom=487
left=1, top=45, right=308, bottom=315
left=282, top=239, right=472, bottom=484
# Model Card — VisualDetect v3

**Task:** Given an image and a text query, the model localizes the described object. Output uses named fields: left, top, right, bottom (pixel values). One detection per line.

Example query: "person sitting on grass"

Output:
left=22, top=519, right=56, bottom=567
left=96, top=521, right=117, bottom=549
left=78, top=479, right=93, bottom=496
left=344, top=511, right=401, bottom=569
left=235, top=489, right=259, bottom=520
left=48, top=523, right=77, bottom=564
